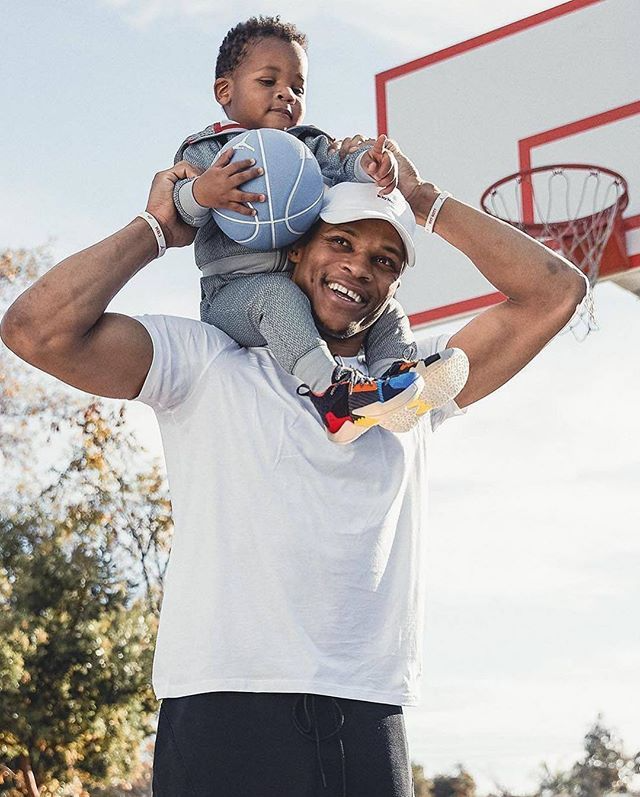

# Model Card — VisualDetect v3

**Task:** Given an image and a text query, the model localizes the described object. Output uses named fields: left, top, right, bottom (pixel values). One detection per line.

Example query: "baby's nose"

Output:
left=277, top=86, right=296, bottom=102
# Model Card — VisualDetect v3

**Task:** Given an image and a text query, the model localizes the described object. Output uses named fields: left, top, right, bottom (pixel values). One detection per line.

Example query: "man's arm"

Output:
left=0, top=161, right=208, bottom=400
left=339, top=135, right=589, bottom=408
left=409, top=183, right=588, bottom=408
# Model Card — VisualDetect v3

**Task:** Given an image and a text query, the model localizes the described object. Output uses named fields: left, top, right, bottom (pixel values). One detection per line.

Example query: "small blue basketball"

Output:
left=211, top=128, right=325, bottom=250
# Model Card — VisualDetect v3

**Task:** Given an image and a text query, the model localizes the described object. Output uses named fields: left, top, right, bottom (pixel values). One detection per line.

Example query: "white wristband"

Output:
left=424, top=191, right=452, bottom=234
left=136, top=211, right=167, bottom=258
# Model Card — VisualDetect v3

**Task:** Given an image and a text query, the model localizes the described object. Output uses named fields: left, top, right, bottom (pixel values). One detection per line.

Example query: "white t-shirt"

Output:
left=134, top=315, right=466, bottom=706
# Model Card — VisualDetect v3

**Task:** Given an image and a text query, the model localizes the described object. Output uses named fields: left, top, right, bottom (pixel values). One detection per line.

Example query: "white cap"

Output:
left=319, top=183, right=417, bottom=268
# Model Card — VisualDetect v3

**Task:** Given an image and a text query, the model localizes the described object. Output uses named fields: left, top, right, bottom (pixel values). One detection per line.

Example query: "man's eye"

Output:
left=377, top=257, right=399, bottom=271
left=330, top=237, right=349, bottom=247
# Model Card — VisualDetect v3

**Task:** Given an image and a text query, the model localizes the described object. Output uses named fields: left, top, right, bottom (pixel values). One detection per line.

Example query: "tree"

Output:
left=411, top=764, right=478, bottom=797
left=433, top=765, right=477, bottom=797
left=537, top=717, right=640, bottom=797
left=1, top=247, right=173, bottom=795
left=0, top=506, right=157, bottom=796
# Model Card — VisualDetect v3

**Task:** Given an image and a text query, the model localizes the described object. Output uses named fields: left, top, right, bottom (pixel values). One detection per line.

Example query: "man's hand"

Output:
left=145, top=160, right=204, bottom=249
left=192, top=149, right=266, bottom=217
left=360, top=135, right=399, bottom=195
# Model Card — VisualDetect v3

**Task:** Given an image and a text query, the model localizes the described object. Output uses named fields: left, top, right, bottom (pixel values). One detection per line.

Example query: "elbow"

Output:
left=1, top=305, right=27, bottom=355
left=543, top=254, right=590, bottom=308
left=0, top=302, right=45, bottom=362
left=563, top=264, right=590, bottom=313
left=550, top=264, right=591, bottom=328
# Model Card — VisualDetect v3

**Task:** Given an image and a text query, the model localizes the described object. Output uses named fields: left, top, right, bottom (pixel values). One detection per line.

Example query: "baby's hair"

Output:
left=216, top=16, right=308, bottom=79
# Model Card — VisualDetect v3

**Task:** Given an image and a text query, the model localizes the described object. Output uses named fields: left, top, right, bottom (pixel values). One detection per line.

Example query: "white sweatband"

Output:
left=354, top=150, right=376, bottom=184
left=178, top=179, right=210, bottom=223
left=136, top=211, right=167, bottom=258
left=424, top=191, right=452, bottom=234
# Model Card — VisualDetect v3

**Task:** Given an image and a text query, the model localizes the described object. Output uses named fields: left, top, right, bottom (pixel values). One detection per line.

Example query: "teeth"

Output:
left=327, top=281, right=363, bottom=304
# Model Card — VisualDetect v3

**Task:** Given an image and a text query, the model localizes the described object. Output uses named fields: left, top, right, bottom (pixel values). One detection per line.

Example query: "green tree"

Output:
left=0, top=506, right=157, bottom=796
left=1, top=248, right=172, bottom=795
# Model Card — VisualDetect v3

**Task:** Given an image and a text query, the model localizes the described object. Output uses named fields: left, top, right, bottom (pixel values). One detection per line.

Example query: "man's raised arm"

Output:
left=0, top=162, right=210, bottom=400
left=412, top=185, right=588, bottom=409
left=381, top=140, right=586, bottom=409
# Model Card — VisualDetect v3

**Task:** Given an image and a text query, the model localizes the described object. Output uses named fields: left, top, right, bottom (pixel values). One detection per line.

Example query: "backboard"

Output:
left=376, top=0, right=640, bottom=327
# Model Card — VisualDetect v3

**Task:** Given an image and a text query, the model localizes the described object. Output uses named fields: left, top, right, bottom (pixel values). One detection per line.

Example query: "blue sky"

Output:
left=2, top=1, right=640, bottom=792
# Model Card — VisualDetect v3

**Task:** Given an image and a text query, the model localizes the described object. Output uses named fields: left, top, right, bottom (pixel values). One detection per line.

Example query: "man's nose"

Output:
left=340, top=253, right=372, bottom=281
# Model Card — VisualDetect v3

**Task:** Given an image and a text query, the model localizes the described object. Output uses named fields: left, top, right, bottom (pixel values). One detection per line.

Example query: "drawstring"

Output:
left=292, top=694, right=347, bottom=796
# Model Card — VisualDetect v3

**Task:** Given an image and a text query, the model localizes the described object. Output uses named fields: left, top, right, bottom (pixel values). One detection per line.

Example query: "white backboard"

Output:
left=376, top=0, right=640, bottom=326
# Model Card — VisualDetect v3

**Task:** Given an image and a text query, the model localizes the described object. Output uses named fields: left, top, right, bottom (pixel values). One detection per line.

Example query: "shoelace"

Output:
left=292, top=694, right=346, bottom=796
left=296, top=369, right=373, bottom=399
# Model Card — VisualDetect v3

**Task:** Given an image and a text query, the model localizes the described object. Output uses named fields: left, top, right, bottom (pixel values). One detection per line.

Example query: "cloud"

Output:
left=100, top=0, right=560, bottom=51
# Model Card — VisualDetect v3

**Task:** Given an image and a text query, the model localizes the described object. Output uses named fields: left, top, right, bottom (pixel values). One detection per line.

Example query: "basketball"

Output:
left=211, top=128, right=325, bottom=250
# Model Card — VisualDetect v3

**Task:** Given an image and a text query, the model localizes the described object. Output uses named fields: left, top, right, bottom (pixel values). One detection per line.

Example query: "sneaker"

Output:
left=378, top=348, right=469, bottom=433
left=298, top=367, right=425, bottom=444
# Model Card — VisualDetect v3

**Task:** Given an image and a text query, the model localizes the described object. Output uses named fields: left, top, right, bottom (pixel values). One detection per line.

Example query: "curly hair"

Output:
left=215, top=16, right=308, bottom=79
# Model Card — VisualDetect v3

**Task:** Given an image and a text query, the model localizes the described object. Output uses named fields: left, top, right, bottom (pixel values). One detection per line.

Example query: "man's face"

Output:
left=288, top=219, right=406, bottom=346
left=214, top=37, right=307, bottom=130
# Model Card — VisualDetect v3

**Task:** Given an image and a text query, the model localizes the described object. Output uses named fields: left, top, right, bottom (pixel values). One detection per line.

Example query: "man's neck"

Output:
left=324, top=334, right=365, bottom=358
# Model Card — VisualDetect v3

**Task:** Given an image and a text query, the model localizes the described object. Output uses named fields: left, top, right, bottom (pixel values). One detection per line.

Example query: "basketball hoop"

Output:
left=481, top=164, right=630, bottom=340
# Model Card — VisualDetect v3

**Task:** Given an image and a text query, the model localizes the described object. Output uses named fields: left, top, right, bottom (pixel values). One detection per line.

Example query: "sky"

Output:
left=2, top=1, right=639, bottom=793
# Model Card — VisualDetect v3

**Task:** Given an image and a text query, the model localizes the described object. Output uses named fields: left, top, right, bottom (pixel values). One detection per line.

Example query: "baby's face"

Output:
left=215, top=37, right=308, bottom=130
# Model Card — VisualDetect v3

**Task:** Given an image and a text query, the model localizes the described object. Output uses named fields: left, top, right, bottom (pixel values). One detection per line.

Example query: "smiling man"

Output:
left=0, top=159, right=588, bottom=797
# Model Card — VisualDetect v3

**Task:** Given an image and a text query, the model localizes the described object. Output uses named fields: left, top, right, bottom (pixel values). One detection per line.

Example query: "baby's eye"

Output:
left=259, top=78, right=275, bottom=86
left=293, top=86, right=305, bottom=96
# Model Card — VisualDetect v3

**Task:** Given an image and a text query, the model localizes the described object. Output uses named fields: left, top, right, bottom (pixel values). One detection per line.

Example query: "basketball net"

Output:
left=481, top=164, right=629, bottom=341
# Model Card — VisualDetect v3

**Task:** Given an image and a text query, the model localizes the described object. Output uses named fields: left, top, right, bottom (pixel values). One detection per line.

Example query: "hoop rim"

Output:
left=480, top=162, right=630, bottom=224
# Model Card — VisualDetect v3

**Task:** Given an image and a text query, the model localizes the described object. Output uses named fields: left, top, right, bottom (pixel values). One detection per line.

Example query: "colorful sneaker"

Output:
left=298, top=367, right=424, bottom=444
left=378, top=348, right=470, bottom=433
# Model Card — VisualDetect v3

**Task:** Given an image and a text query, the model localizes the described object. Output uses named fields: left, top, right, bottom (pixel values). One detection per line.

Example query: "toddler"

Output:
left=172, top=16, right=464, bottom=442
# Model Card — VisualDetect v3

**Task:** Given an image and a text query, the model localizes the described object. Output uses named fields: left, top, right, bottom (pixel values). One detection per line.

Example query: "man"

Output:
left=0, top=152, right=587, bottom=797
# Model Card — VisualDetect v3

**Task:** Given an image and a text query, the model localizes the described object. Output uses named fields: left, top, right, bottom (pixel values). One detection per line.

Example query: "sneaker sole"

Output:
left=380, top=348, right=469, bottom=433
left=326, top=415, right=378, bottom=445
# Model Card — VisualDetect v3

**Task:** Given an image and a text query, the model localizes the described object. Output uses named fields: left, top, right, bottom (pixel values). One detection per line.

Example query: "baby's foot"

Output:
left=377, top=348, right=469, bottom=433
left=298, top=366, right=424, bottom=444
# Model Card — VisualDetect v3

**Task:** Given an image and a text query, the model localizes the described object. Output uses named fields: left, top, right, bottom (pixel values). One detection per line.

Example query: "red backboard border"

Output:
left=375, top=0, right=640, bottom=327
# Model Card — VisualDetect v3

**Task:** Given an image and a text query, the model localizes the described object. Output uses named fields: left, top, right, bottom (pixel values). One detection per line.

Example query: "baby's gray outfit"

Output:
left=173, top=121, right=417, bottom=380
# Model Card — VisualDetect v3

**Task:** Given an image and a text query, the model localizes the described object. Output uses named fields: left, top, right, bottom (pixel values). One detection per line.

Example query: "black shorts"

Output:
left=152, top=691, right=414, bottom=797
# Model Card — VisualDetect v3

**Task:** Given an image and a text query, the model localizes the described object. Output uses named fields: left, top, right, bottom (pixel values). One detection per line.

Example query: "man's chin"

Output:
left=314, top=302, right=391, bottom=341
left=315, top=312, right=380, bottom=341
left=315, top=320, right=362, bottom=341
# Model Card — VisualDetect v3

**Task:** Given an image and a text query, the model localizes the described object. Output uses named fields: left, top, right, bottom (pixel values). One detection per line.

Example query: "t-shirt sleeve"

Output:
left=417, top=332, right=468, bottom=433
left=133, top=314, right=232, bottom=412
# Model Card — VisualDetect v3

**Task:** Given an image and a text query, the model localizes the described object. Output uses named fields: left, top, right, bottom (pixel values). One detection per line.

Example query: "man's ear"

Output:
left=214, top=77, right=232, bottom=107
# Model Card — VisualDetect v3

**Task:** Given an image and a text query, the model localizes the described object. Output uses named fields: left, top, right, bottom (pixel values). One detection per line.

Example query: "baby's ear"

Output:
left=213, top=77, right=231, bottom=106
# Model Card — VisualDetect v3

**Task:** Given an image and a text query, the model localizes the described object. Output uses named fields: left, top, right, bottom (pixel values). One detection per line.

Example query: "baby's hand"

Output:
left=360, top=135, right=399, bottom=196
left=192, top=148, right=266, bottom=217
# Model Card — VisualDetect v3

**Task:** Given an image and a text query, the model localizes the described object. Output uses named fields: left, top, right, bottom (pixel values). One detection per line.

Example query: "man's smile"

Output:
left=325, top=280, right=365, bottom=305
